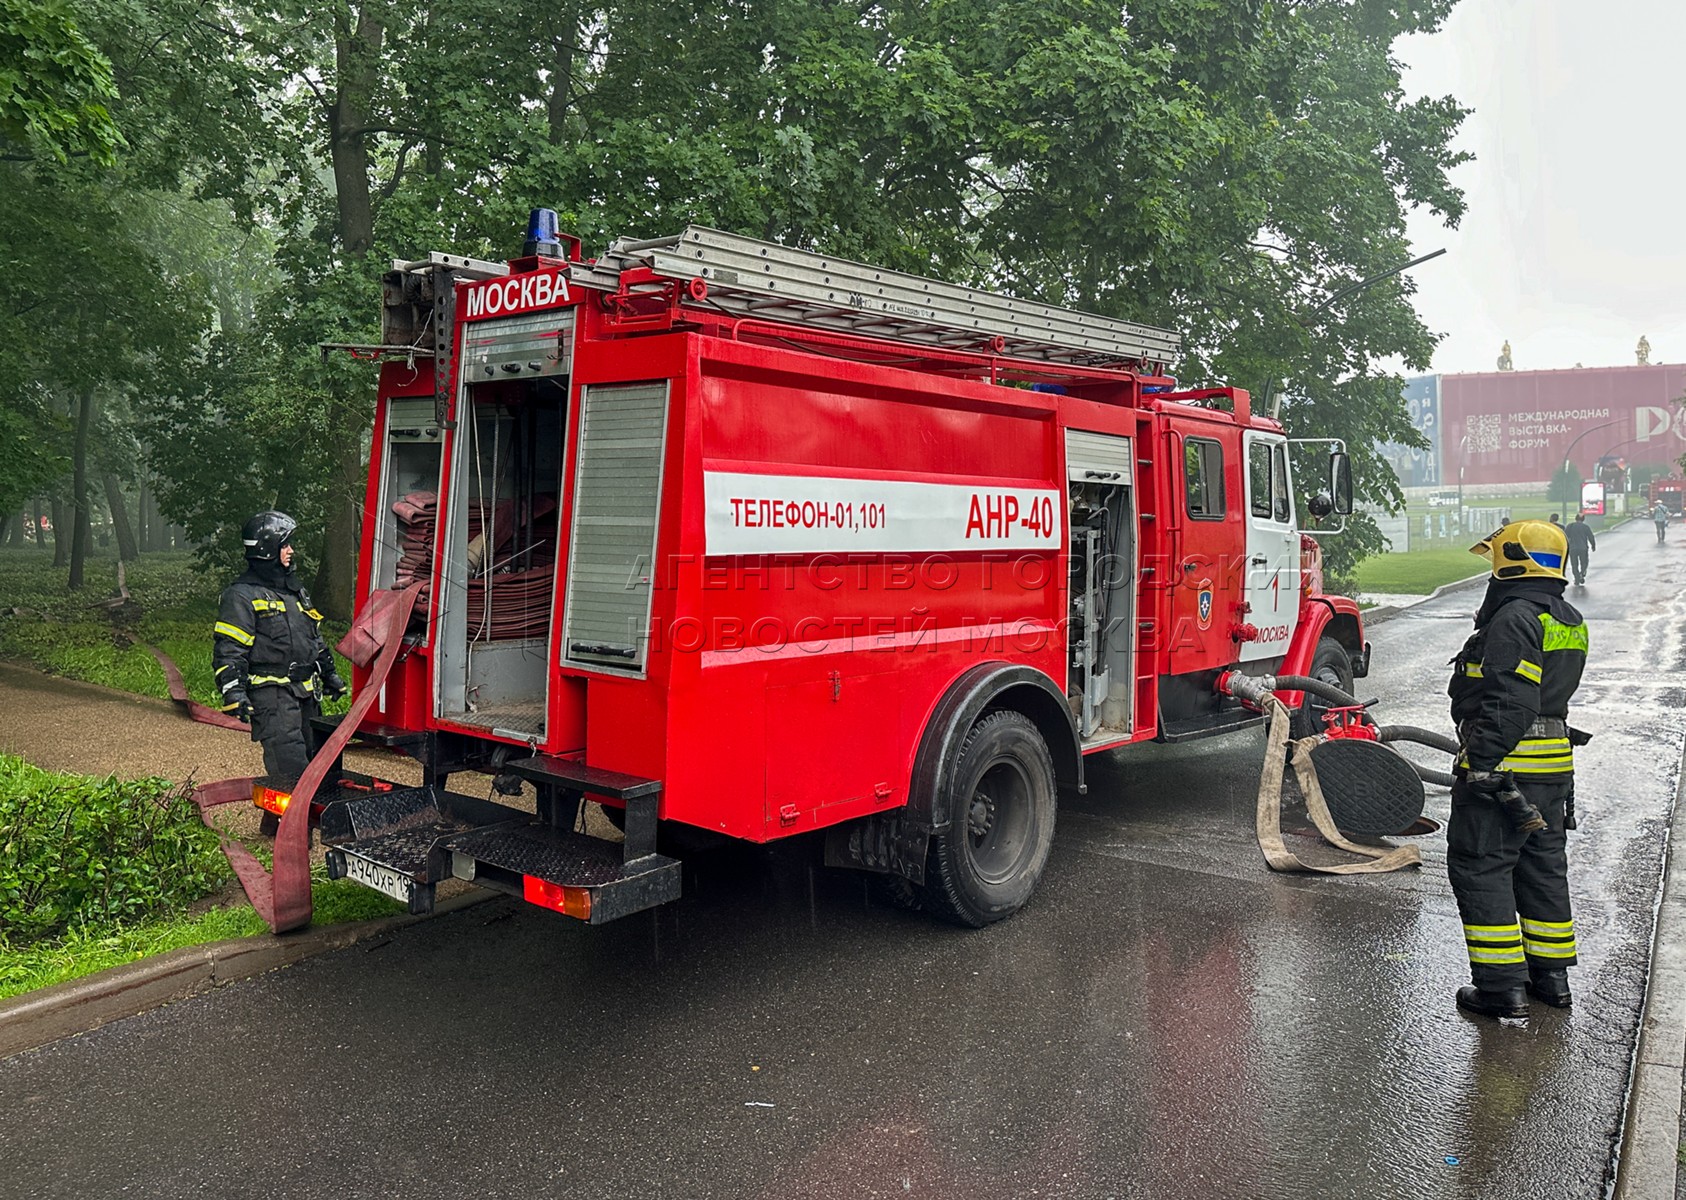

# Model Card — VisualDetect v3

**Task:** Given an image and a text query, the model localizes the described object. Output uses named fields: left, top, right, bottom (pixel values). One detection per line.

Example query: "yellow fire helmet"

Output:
left=1469, top=519, right=1569, bottom=581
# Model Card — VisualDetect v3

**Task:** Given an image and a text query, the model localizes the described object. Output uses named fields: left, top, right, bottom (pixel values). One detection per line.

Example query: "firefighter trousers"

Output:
left=250, top=685, right=320, bottom=788
left=1446, top=777, right=1577, bottom=989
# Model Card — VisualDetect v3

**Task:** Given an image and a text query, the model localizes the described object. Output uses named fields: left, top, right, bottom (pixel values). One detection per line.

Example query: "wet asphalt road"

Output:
left=2, top=521, right=1683, bottom=1200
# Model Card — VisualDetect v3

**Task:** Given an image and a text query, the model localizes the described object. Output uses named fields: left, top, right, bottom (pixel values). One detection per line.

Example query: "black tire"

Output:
left=1290, top=637, right=1354, bottom=740
left=923, top=710, right=1058, bottom=927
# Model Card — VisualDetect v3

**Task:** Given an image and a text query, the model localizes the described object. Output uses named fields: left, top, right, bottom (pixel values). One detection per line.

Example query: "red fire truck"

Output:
left=1649, top=477, right=1685, bottom=515
left=315, top=214, right=1365, bottom=927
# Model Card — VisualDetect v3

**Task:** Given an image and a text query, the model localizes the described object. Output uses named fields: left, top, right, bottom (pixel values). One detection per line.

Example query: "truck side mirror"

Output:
left=1330, top=451, right=1353, bottom=515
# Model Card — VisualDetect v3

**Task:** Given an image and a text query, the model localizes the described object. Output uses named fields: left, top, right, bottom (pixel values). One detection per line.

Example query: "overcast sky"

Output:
left=1395, top=0, right=1685, bottom=375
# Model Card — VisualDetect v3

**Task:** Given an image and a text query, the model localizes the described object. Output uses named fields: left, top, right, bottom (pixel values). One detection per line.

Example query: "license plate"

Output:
left=342, top=852, right=412, bottom=904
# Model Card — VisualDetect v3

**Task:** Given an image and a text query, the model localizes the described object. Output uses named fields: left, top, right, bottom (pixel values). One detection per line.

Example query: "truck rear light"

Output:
left=523, top=875, right=593, bottom=920
left=253, top=784, right=291, bottom=815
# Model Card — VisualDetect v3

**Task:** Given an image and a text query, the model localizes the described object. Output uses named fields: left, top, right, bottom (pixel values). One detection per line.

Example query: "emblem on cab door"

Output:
left=1196, top=579, right=1214, bottom=630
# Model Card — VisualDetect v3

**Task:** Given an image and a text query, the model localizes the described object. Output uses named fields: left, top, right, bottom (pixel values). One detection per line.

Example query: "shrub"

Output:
left=0, top=754, right=231, bottom=944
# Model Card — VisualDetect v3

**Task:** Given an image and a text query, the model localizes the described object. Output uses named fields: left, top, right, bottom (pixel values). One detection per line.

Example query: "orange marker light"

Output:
left=252, top=784, right=292, bottom=816
left=522, top=875, right=592, bottom=921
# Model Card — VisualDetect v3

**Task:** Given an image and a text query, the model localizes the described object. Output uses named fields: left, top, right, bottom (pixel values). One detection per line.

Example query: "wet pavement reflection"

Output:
left=0, top=521, right=1681, bottom=1200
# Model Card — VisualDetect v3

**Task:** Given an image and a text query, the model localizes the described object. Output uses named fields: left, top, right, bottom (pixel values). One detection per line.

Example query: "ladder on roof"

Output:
left=581, top=226, right=1181, bottom=371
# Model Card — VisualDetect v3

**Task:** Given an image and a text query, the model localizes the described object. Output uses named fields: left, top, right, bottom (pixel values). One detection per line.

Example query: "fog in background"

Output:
left=1398, top=0, right=1685, bottom=374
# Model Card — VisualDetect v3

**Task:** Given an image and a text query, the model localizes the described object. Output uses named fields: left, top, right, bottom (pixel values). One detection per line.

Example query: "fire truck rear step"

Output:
left=445, top=824, right=681, bottom=924
left=319, top=774, right=679, bottom=923
left=320, top=784, right=501, bottom=916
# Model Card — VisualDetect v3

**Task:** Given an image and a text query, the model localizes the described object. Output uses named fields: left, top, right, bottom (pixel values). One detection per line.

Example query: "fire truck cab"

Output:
left=318, top=216, right=1365, bottom=927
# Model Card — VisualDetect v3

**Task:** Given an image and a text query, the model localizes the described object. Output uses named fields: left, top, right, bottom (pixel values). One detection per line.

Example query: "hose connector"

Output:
left=1217, top=670, right=1277, bottom=708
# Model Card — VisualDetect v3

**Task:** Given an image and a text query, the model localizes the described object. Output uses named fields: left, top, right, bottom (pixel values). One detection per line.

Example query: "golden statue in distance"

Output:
left=1637, top=335, right=1651, bottom=365
left=1496, top=341, right=1513, bottom=371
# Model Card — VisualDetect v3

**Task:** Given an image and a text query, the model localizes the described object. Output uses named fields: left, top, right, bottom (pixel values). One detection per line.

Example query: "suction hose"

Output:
left=1267, top=674, right=1375, bottom=710
left=1219, top=671, right=1458, bottom=787
left=1374, top=725, right=1458, bottom=787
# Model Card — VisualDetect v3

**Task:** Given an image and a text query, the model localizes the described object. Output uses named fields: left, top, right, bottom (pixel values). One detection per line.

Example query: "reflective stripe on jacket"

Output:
left=1448, top=588, right=1587, bottom=778
left=212, top=569, right=334, bottom=698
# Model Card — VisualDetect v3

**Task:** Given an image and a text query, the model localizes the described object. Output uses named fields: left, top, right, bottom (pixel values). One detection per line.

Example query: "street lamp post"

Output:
left=1557, top=420, right=1624, bottom=516
left=1457, top=435, right=1470, bottom=536
left=1260, top=248, right=1448, bottom=421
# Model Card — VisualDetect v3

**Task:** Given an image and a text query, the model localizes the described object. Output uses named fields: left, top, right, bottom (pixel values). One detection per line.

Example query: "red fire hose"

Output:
left=165, top=583, right=423, bottom=933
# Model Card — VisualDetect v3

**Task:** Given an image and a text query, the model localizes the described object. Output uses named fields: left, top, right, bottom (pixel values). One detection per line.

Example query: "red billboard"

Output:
left=1441, top=365, right=1686, bottom=487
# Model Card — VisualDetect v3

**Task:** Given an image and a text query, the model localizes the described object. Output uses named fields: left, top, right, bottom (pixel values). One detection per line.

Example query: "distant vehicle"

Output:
left=1648, top=477, right=1685, bottom=516
left=1425, top=491, right=1459, bottom=508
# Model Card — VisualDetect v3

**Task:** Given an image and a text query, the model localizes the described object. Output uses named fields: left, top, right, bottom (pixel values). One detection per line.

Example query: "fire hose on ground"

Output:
left=1263, top=674, right=1460, bottom=787
left=1218, top=671, right=1464, bottom=876
left=151, top=583, right=425, bottom=933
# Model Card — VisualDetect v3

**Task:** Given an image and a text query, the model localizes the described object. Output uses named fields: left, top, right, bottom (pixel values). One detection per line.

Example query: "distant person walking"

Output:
left=1564, top=514, right=1596, bottom=585
left=1655, top=502, right=1671, bottom=544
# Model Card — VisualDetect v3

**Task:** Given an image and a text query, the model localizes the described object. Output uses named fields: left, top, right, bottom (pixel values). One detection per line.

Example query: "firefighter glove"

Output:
left=323, top=671, right=349, bottom=701
left=1466, top=769, right=1547, bottom=834
left=223, top=693, right=253, bottom=724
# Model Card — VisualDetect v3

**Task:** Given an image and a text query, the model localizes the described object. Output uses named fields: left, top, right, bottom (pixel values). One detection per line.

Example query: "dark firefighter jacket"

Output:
left=1448, top=579, right=1587, bottom=779
left=212, top=564, right=335, bottom=702
left=1565, top=522, right=1596, bottom=554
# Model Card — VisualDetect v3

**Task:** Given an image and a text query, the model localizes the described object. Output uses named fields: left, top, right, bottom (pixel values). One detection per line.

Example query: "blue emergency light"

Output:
left=523, top=208, right=562, bottom=258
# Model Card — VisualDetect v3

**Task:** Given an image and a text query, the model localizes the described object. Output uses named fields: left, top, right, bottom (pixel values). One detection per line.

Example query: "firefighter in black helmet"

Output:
left=212, top=512, right=347, bottom=790
left=1446, top=519, right=1588, bottom=1019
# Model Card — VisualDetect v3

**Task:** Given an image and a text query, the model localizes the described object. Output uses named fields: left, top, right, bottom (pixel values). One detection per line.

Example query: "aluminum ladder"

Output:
left=580, top=226, right=1181, bottom=371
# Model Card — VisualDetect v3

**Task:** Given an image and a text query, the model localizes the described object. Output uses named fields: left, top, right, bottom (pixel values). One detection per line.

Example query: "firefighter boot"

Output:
left=1525, top=969, right=1573, bottom=1009
left=1456, top=985, right=1529, bottom=1020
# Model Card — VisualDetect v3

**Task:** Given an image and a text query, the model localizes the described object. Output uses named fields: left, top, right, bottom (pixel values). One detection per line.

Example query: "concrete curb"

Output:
left=1613, top=749, right=1686, bottom=1198
left=0, top=891, right=490, bottom=1060
left=1361, top=569, right=1490, bottom=627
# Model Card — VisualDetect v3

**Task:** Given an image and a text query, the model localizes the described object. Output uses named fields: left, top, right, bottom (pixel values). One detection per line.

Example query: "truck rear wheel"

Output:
left=923, top=710, right=1057, bottom=927
left=1291, top=637, right=1354, bottom=739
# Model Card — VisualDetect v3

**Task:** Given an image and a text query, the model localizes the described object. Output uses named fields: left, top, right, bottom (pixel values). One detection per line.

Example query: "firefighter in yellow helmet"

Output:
left=1446, top=520, right=1588, bottom=1019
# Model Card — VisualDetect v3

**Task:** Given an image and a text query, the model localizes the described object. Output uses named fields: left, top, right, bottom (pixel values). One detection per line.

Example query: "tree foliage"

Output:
left=7, top=0, right=1469, bottom=602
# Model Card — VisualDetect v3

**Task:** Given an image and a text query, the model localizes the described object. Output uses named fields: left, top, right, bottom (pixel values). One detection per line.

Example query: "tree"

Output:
left=16, top=0, right=1471, bottom=602
left=0, top=0, right=123, bottom=163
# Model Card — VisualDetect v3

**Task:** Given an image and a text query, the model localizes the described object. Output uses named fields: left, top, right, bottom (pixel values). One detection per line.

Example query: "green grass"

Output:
left=0, top=879, right=405, bottom=1001
left=1353, top=547, right=1487, bottom=595
left=0, top=548, right=349, bottom=713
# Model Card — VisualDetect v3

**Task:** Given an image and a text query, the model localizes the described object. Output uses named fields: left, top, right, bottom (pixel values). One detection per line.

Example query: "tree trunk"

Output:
left=3, top=511, right=23, bottom=546
left=303, top=6, right=383, bottom=618
left=312, top=407, right=365, bottom=619
left=32, top=498, right=47, bottom=549
left=103, top=473, right=139, bottom=561
left=144, top=483, right=164, bottom=551
left=329, top=7, right=383, bottom=259
left=50, top=497, right=68, bottom=566
left=546, top=6, right=578, bottom=146
left=68, top=389, right=95, bottom=588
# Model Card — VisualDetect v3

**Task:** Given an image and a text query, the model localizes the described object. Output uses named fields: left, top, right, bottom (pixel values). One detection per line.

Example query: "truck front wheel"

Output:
left=923, top=710, right=1057, bottom=927
left=1290, top=636, right=1354, bottom=739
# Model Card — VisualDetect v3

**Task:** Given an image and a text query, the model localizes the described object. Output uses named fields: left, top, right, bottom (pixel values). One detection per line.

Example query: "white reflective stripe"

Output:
left=703, top=471, right=1062, bottom=554
left=214, top=621, right=254, bottom=646
left=1468, top=946, right=1526, bottom=963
